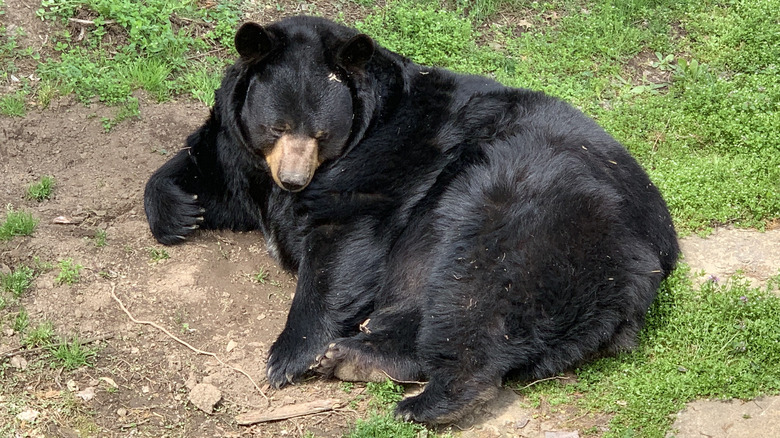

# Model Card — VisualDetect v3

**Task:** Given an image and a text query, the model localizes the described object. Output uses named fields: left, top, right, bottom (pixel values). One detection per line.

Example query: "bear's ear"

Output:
left=337, top=34, right=375, bottom=71
left=235, top=22, right=274, bottom=61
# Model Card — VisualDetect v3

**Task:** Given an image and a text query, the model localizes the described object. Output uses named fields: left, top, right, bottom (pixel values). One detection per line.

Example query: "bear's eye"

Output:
left=267, top=125, right=289, bottom=137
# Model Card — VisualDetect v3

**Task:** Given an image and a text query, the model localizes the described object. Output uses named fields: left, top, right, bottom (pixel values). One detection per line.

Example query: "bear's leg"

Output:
left=267, top=224, right=386, bottom=388
left=395, top=374, right=500, bottom=424
left=315, top=306, right=425, bottom=383
left=392, top=294, right=509, bottom=424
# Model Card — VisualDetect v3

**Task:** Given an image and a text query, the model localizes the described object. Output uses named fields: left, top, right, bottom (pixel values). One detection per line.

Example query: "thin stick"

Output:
left=68, top=18, right=116, bottom=25
left=381, top=370, right=427, bottom=385
left=515, top=375, right=567, bottom=391
left=1, top=334, right=113, bottom=359
left=109, top=283, right=269, bottom=405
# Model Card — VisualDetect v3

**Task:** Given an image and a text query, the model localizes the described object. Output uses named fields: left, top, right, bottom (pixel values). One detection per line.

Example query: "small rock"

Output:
left=3, top=328, right=14, bottom=337
left=16, top=409, right=40, bottom=423
left=9, top=356, right=27, bottom=370
left=188, top=383, right=222, bottom=414
left=116, top=407, right=127, bottom=417
left=141, top=385, right=150, bottom=394
left=130, top=347, right=139, bottom=354
left=66, top=379, right=79, bottom=392
left=76, top=387, right=96, bottom=401
left=226, top=340, right=238, bottom=352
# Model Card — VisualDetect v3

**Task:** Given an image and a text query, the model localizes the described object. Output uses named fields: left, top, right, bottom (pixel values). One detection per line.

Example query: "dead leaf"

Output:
left=100, top=377, right=119, bottom=389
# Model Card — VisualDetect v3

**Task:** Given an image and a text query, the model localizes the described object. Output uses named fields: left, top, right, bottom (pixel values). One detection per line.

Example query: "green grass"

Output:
left=0, top=205, right=38, bottom=241
left=147, top=247, right=170, bottom=262
left=0, top=266, right=34, bottom=298
left=357, top=0, right=780, bottom=234
left=253, top=267, right=269, bottom=284
left=0, top=93, right=25, bottom=116
left=33, top=0, right=243, bottom=108
left=49, top=337, right=98, bottom=370
left=93, top=228, right=107, bottom=247
left=55, top=258, right=83, bottom=285
left=22, top=321, right=55, bottom=348
left=26, top=176, right=56, bottom=201
left=13, top=307, right=29, bottom=333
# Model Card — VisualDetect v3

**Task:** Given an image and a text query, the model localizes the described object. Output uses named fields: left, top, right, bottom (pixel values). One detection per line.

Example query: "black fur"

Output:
left=144, top=16, right=679, bottom=424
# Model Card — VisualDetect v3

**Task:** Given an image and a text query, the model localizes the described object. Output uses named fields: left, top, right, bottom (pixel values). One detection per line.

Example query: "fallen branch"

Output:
left=235, top=398, right=342, bottom=425
left=109, top=283, right=269, bottom=405
left=1, top=334, right=113, bottom=360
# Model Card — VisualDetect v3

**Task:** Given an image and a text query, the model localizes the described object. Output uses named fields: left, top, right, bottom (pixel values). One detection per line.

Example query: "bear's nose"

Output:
left=279, top=174, right=308, bottom=192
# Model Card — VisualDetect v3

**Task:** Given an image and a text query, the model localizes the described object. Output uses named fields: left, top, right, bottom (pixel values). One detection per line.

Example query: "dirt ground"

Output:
left=2, top=2, right=780, bottom=438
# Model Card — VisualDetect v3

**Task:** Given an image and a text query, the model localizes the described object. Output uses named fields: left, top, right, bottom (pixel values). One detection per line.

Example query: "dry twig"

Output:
left=109, top=283, right=269, bottom=405
left=68, top=17, right=116, bottom=25
left=515, top=375, right=568, bottom=391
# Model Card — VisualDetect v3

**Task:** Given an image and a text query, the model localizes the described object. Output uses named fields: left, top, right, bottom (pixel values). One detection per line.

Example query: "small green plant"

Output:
left=49, top=337, right=98, bottom=370
left=22, top=321, right=55, bottom=348
left=253, top=267, right=269, bottom=284
left=0, top=92, right=25, bottom=116
left=0, top=265, right=34, bottom=298
left=25, top=175, right=56, bottom=201
left=365, top=379, right=404, bottom=407
left=32, top=256, right=54, bottom=272
left=147, top=247, right=170, bottom=262
left=100, top=97, right=140, bottom=131
left=93, top=228, right=107, bottom=248
left=347, top=412, right=425, bottom=438
left=55, top=258, right=83, bottom=285
left=340, top=381, right=355, bottom=393
left=13, top=307, right=29, bottom=333
left=0, top=205, right=38, bottom=240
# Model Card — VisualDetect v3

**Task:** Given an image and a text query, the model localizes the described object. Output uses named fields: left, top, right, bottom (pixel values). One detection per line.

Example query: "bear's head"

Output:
left=234, top=19, right=375, bottom=192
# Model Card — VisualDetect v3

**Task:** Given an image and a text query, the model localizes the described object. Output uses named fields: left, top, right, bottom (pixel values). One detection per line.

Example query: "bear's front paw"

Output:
left=144, top=179, right=205, bottom=245
left=266, top=339, right=319, bottom=388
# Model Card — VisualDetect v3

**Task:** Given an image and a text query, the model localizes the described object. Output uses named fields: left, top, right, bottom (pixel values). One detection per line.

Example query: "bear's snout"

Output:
left=265, top=134, right=319, bottom=192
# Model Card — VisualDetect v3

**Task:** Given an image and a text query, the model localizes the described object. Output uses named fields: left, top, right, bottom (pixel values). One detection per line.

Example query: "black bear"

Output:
left=144, top=16, right=679, bottom=424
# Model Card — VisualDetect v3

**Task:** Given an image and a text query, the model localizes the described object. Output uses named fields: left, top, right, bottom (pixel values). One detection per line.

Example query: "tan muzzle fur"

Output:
left=264, top=134, right=319, bottom=192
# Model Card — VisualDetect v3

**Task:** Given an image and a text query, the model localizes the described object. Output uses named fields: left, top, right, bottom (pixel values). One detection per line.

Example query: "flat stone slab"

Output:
left=680, top=227, right=780, bottom=289
left=668, top=396, right=780, bottom=438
